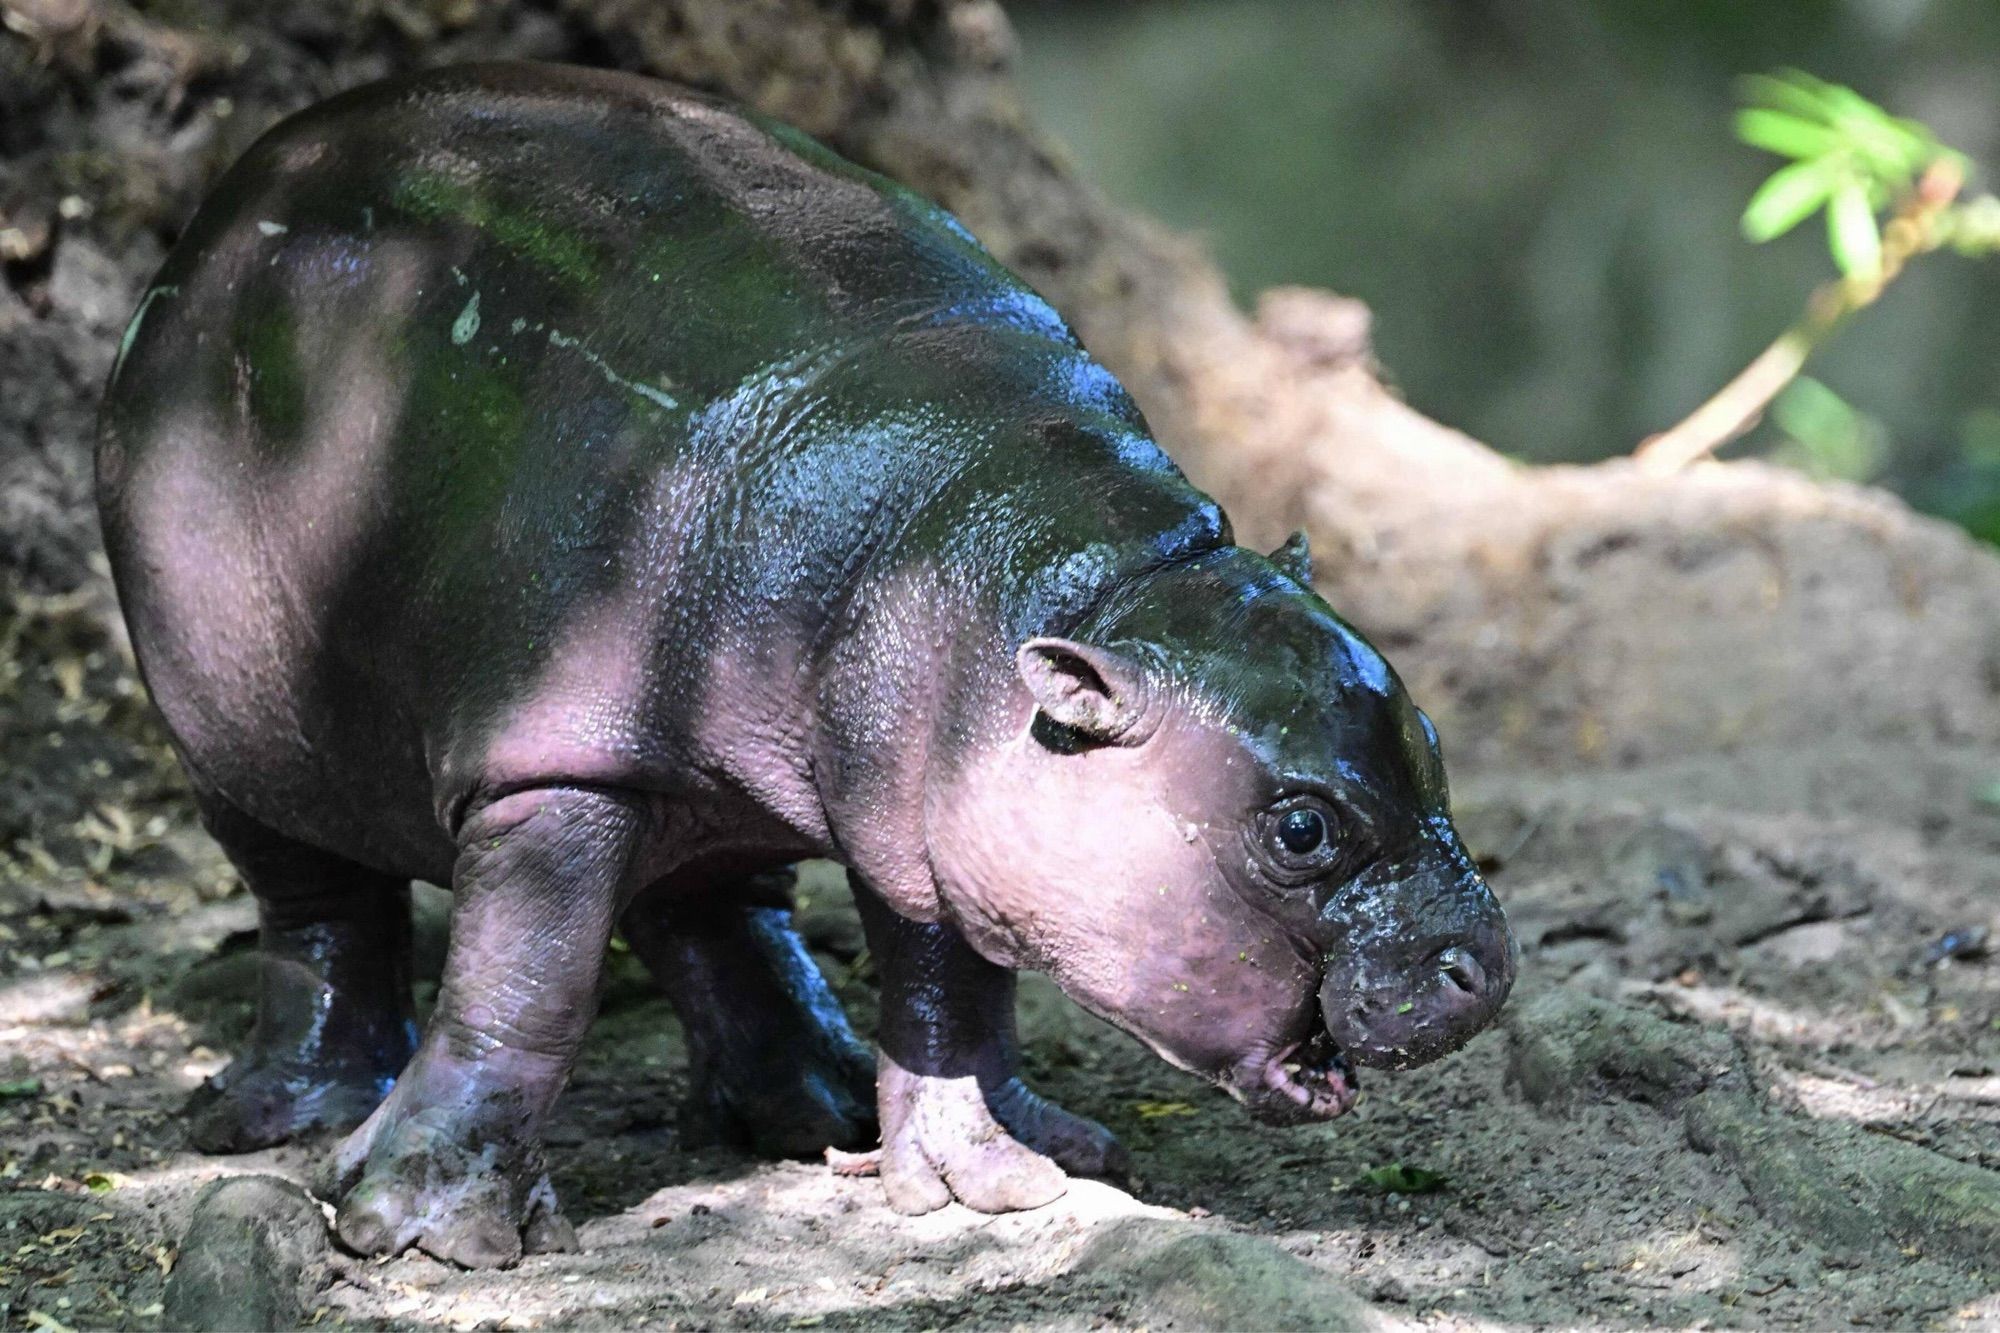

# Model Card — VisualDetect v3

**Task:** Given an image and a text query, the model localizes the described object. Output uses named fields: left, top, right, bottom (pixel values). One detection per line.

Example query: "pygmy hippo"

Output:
left=97, top=63, right=1515, bottom=1268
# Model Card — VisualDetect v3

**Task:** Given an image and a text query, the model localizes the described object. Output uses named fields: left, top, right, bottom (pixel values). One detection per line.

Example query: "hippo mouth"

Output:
left=1241, top=1023, right=1358, bottom=1126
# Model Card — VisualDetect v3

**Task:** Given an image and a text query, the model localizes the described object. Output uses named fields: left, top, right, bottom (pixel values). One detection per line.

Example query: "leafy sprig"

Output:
left=1736, top=70, right=1966, bottom=280
left=1638, top=71, right=1996, bottom=474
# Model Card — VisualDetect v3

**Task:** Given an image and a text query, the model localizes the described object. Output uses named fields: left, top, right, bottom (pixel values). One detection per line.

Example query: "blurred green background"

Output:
left=1010, top=0, right=2000, bottom=542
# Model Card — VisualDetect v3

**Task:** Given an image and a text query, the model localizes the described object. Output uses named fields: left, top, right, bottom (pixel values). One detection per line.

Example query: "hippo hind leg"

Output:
left=184, top=794, right=419, bottom=1153
left=621, top=867, right=876, bottom=1159
left=332, top=786, right=644, bottom=1268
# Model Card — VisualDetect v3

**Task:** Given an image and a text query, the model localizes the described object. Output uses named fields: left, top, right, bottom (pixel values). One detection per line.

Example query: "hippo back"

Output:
left=97, top=63, right=1222, bottom=868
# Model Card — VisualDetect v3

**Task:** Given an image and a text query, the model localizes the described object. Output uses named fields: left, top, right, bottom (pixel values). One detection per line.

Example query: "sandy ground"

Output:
left=3, top=582, right=1999, bottom=1332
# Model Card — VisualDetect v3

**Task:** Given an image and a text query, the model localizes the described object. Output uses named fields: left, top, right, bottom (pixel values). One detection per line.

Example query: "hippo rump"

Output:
left=96, top=62, right=1515, bottom=1268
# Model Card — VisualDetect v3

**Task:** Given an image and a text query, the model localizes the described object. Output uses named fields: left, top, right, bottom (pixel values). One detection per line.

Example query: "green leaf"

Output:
left=0, top=1079, right=41, bottom=1100
left=1740, top=72, right=1838, bottom=124
left=1815, top=83, right=1925, bottom=172
left=1740, top=70, right=1948, bottom=193
left=1770, top=377, right=1887, bottom=482
left=1827, top=181, right=1883, bottom=280
left=1840, top=121, right=1926, bottom=186
left=1742, top=159, right=1837, bottom=242
left=1358, top=1162, right=1450, bottom=1194
left=1736, top=109, right=1839, bottom=161
left=1887, top=114, right=1945, bottom=164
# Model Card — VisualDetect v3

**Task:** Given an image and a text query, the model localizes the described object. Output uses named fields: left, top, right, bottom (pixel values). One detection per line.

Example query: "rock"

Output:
left=163, top=1175, right=329, bottom=1332
left=1607, top=817, right=1714, bottom=927
left=165, top=949, right=260, bottom=1012
left=1370, top=1275, right=1411, bottom=1303
left=791, top=860, right=865, bottom=961
left=1074, top=1217, right=1386, bottom=1331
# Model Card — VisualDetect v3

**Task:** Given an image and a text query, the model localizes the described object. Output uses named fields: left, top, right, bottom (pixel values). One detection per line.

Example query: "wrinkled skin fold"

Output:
left=97, top=61, right=1513, bottom=1266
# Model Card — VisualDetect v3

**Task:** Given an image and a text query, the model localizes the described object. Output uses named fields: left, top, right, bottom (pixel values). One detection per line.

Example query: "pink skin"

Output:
left=329, top=786, right=647, bottom=1269
left=921, top=653, right=1355, bottom=1127
left=101, top=62, right=1509, bottom=1265
left=872, top=551, right=1514, bottom=1191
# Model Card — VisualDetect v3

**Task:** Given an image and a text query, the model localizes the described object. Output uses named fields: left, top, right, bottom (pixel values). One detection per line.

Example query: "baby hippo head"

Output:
left=925, top=537, right=1515, bottom=1125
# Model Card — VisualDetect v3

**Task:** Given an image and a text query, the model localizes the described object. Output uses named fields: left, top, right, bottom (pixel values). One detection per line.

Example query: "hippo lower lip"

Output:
left=1247, top=1025, right=1358, bottom=1125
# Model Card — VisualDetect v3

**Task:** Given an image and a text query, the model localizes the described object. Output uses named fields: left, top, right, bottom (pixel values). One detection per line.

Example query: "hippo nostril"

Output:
left=1437, top=946, right=1484, bottom=997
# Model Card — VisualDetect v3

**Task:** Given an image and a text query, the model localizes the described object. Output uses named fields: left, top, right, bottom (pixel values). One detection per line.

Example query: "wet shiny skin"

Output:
left=97, top=62, right=1513, bottom=1264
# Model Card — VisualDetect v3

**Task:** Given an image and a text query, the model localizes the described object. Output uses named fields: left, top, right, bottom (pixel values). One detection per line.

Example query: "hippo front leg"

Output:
left=852, top=884, right=1126, bottom=1215
left=330, top=787, right=648, bottom=1268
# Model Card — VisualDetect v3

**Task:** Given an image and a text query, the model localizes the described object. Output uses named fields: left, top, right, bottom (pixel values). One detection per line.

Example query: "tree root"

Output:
left=1507, top=988, right=2000, bottom=1268
left=1506, top=986, right=1739, bottom=1112
left=1073, top=1217, right=1386, bottom=1333
left=1685, top=1089, right=2000, bottom=1269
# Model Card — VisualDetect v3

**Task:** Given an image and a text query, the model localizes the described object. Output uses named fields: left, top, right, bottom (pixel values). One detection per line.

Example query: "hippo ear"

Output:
left=1270, top=529, right=1314, bottom=584
left=1016, top=638, right=1151, bottom=743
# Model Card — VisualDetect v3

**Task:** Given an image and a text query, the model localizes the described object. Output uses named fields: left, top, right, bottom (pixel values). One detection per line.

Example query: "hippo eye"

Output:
left=1277, top=808, right=1326, bottom=855
left=1256, top=797, right=1346, bottom=883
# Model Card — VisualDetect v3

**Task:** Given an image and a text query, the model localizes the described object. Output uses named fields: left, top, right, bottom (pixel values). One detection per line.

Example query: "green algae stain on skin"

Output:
left=232, top=303, right=310, bottom=453
left=544, top=328, right=679, bottom=412
left=402, top=331, right=529, bottom=537
left=451, top=291, right=482, bottom=346
left=390, top=171, right=600, bottom=289
left=112, top=285, right=179, bottom=380
left=419, top=345, right=523, bottom=441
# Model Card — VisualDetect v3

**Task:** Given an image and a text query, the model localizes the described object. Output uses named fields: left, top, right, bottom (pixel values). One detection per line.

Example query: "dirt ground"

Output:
left=5, top=1, right=2000, bottom=1329
left=3, top=566, right=1999, bottom=1331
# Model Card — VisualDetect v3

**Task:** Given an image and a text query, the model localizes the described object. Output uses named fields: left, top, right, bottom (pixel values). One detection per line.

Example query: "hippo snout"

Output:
left=1318, top=913, right=1516, bottom=1072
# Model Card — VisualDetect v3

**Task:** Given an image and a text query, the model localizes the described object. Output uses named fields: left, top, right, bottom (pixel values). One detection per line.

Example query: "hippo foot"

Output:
left=622, top=889, right=878, bottom=1159
left=686, top=1036, right=877, bottom=1159
left=185, top=1046, right=405, bottom=1153
left=329, top=1099, right=576, bottom=1269
left=874, top=1060, right=1083, bottom=1216
left=987, top=1077, right=1128, bottom=1182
